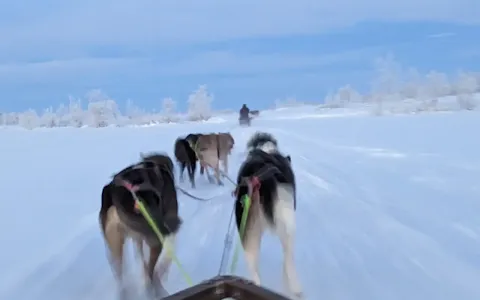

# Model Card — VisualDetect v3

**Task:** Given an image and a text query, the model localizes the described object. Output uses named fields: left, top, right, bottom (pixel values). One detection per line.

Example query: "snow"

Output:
left=1, top=107, right=480, bottom=300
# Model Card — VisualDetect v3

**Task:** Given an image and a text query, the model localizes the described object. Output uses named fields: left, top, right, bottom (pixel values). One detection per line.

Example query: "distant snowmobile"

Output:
left=239, top=104, right=252, bottom=126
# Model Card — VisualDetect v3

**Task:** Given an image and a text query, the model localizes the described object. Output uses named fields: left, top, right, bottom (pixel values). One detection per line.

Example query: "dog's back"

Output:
left=195, top=132, right=234, bottom=159
left=100, top=153, right=182, bottom=244
left=141, top=152, right=175, bottom=174
left=236, top=132, right=295, bottom=229
left=195, top=133, right=219, bottom=160
left=174, top=138, right=196, bottom=163
left=185, top=133, right=203, bottom=149
left=236, top=149, right=295, bottom=227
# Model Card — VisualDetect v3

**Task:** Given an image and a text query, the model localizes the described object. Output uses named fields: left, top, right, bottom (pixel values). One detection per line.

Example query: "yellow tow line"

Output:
left=133, top=195, right=194, bottom=286
left=229, top=194, right=252, bottom=273
left=131, top=144, right=254, bottom=285
left=187, top=139, right=253, bottom=274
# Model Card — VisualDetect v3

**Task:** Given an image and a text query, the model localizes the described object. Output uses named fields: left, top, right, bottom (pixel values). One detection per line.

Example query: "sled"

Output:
left=238, top=118, right=251, bottom=127
left=162, top=275, right=292, bottom=300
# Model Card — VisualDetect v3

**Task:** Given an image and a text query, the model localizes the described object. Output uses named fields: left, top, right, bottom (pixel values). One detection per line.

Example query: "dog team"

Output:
left=99, top=131, right=303, bottom=299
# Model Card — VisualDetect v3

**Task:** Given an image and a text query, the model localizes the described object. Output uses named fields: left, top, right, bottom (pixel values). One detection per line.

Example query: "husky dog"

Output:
left=186, top=132, right=234, bottom=185
left=234, top=132, right=302, bottom=298
left=99, top=153, right=181, bottom=295
left=174, top=137, right=198, bottom=188
left=218, top=132, right=235, bottom=155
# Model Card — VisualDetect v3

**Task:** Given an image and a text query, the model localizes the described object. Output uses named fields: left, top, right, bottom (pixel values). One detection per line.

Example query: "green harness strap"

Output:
left=229, top=194, right=252, bottom=273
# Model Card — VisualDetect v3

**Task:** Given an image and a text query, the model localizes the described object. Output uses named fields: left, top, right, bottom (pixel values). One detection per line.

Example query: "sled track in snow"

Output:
left=4, top=120, right=480, bottom=300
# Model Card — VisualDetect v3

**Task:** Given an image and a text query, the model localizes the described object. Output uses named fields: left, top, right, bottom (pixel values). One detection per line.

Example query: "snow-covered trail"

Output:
left=1, top=111, right=480, bottom=300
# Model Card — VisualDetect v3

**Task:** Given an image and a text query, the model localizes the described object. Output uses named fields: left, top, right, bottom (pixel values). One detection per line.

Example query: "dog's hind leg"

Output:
left=222, top=155, right=229, bottom=175
left=242, top=218, right=263, bottom=286
left=135, top=238, right=145, bottom=262
left=188, top=162, right=196, bottom=188
left=214, top=164, right=223, bottom=186
left=208, top=157, right=223, bottom=185
left=156, top=234, right=177, bottom=282
left=144, top=245, right=161, bottom=285
left=201, top=161, right=215, bottom=184
left=198, top=158, right=206, bottom=175
left=273, top=184, right=303, bottom=298
left=136, top=238, right=153, bottom=288
left=179, top=162, right=186, bottom=182
left=104, top=208, right=126, bottom=289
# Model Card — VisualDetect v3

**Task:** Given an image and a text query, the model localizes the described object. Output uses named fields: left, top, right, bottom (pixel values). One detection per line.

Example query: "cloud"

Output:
left=0, top=45, right=383, bottom=84
left=1, top=0, right=478, bottom=53
left=165, top=47, right=380, bottom=76
left=1, top=0, right=478, bottom=111
left=427, top=32, right=456, bottom=38
left=0, top=57, right=144, bottom=84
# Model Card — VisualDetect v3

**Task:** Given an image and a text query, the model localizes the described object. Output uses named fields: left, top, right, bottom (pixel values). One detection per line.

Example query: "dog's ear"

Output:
left=286, top=155, right=291, bottom=162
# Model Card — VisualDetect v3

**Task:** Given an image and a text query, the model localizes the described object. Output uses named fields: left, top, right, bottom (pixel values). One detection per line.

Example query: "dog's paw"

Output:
left=291, top=290, right=304, bottom=300
left=285, top=282, right=304, bottom=300
left=156, top=261, right=171, bottom=283
left=117, top=283, right=130, bottom=300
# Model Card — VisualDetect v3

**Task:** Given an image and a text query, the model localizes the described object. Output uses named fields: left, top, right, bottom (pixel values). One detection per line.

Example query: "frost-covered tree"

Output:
left=335, top=85, right=362, bottom=105
left=40, top=107, right=57, bottom=128
left=401, top=67, right=422, bottom=98
left=187, top=85, right=213, bottom=121
left=321, top=92, right=340, bottom=108
left=162, top=97, right=176, bottom=115
left=455, top=71, right=478, bottom=110
left=125, top=99, right=142, bottom=119
left=371, top=54, right=402, bottom=96
left=66, top=97, right=86, bottom=127
left=161, top=97, right=179, bottom=123
left=425, top=71, right=451, bottom=98
left=370, top=54, right=404, bottom=115
left=3, top=113, right=19, bottom=126
left=416, top=71, right=450, bottom=111
left=18, top=109, right=39, bottom=129
left=86, top=89, right=121, bottom=127
left=55, top=103, right=69, bottom=127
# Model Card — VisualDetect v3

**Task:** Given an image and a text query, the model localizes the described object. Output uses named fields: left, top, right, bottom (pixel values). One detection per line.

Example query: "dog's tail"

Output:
left=99, top=184, right=113, bottom=233
left=273, top=183, right=296, bottom=236
left=174, top=138, right=186, bottom=159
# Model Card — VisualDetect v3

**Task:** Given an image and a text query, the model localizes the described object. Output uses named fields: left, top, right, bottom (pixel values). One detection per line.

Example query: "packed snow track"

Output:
left=1, top=111, right=480, bottom=300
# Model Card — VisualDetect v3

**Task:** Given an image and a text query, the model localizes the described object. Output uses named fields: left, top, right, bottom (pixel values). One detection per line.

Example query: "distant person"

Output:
left=239, top=104, right=250, bottom=120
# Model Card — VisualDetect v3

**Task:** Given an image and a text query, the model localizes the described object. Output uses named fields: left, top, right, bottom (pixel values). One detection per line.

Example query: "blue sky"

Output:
left=0, top=0, right=479, bottom=113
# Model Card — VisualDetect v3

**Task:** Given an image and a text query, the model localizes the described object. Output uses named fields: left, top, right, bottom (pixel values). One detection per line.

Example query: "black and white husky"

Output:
left=234, top=132, right=303, bottom=298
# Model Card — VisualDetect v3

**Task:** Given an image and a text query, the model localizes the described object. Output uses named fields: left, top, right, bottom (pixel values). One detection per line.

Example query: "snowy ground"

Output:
left=1, top=108, right=480, bottom=300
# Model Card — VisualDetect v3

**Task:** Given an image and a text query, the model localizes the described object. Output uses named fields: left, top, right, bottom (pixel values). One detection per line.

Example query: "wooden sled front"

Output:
left=163, top=275, right=292, bottom=300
